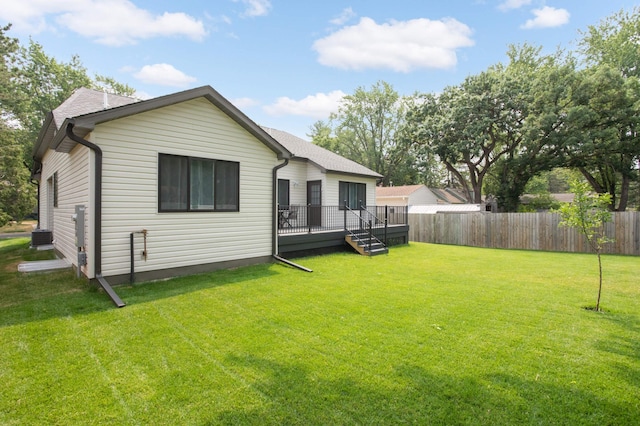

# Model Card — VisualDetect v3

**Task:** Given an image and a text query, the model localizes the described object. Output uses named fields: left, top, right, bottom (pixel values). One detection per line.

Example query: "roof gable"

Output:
left=261, top=127, right=382, bottom=179
left=34, top=86, right=291, bottom=161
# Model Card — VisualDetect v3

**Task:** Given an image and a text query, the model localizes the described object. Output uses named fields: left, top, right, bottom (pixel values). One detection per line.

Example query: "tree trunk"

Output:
left=617, top=174, right=629, bottom=212
left=596, top=251, right=603, bottom=312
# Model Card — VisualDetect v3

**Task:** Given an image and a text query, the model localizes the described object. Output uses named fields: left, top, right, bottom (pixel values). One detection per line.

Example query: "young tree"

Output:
left=558, top=180, right=613, bottom=311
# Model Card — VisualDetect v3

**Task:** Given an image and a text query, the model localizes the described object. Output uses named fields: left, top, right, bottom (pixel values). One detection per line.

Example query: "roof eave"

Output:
left=47, top=86, right=292, bottom=159
left=326, top=169, right=383, bottom=180
left=32, top=112, right=55, bottom=162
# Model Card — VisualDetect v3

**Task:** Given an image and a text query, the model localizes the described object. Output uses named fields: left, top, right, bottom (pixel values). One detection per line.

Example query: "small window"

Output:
left=159, top=154, right=239, bottom=212
left=278, top=179, right=290, bottom=208
left=339, top=181, right=366, bottom=209
left=53, top=172, right=58, bottom=208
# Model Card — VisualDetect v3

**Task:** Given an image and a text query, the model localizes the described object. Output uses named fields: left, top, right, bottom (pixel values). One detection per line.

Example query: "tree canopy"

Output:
left=309, top=81, right=444, bottom=187
left=0, top=24, right=135, bottom=225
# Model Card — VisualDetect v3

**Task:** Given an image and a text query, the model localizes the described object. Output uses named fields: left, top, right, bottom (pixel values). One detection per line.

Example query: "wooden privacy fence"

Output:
left=409, top=212, right=640, bottom=255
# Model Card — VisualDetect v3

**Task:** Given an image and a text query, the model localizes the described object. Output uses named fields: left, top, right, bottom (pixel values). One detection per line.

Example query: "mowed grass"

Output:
left=1, top=238, right=638, bottom=425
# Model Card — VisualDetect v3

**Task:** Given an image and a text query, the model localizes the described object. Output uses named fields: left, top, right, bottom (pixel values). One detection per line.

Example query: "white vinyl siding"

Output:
left=90, top=98, right=279, bottom=277
left=277, top=160, right=307, bottom=206
left=39, top=144, right=91, bottom=275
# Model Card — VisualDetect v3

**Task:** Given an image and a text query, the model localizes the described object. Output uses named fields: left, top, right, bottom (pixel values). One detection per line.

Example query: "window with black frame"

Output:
left=339, top=181, right=366, bottom=209
left=278, top=179, right=290, bottom=209
left=158, top=153, right=239, bottom=212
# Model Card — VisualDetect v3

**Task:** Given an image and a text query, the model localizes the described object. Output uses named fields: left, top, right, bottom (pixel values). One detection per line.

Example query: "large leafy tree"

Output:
left=406, top=46, right=544, bottom=205
left=489, top=50, right=590, bottom=211
left=7, top=39, right=136, bottom=163
left=0, top=24, right=135, bottom=223
left=573, top=7, right=640, bottom=210
left=310, top=81, right=426, bottom=186
left=563, top=66, right=640, bottom=211
left=0, top=25, right=32, bottom=225
left=0, top=125, right=35, bottom=225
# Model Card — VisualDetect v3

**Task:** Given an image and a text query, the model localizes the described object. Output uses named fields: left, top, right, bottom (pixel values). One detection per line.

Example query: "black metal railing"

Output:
left=277, top=204, right=408, bottom=235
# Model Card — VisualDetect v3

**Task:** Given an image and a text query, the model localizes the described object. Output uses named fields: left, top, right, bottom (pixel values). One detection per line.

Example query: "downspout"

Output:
left=65, top=122, right=125, bottom=308
left=30, top=160, right=42, bottom=229
left=271, top=158, right=312, bottom=273
left=272, top=158, right=289, bottom=255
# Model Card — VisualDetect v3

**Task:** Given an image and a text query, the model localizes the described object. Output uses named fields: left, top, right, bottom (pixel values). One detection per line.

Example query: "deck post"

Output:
left=343, top=200, right=347, bottom=231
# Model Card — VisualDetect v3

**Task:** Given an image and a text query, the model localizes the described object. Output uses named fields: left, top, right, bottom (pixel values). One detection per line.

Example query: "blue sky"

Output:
left=1, top=0, right=637, bottom=139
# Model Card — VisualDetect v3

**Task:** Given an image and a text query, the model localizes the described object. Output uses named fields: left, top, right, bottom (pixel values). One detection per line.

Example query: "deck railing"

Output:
left=277, top=204, right=408, bottom=235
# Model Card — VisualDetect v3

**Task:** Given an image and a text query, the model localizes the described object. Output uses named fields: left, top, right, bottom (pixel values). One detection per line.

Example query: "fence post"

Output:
left=368, top=220, right=372, bottom=253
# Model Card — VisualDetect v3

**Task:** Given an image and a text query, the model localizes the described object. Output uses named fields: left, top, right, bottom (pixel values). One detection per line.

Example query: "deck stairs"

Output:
left=345, top=230, right=388, bottom=256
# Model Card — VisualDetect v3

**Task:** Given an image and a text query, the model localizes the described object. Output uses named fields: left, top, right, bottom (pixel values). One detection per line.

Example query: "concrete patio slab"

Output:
left=18, top=259, right=71, bottom=273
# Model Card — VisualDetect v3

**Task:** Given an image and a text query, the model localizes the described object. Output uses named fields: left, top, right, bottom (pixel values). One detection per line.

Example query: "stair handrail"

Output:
left=343, top=201, right=387, bottom=250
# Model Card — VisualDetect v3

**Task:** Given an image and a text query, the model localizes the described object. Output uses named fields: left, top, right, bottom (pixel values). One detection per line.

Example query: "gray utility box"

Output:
left=74, top=205, right=85, bottom=248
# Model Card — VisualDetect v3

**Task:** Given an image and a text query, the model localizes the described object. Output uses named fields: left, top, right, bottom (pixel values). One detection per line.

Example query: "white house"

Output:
left=376, top=185, right=441, bottom=206
left=32, top=86, right=403, bottom=293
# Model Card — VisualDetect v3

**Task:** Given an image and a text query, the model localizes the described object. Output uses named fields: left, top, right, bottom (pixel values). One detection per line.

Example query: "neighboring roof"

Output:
left=376, top=185, right=425, bottom=198
left=33, top=86, right=291, bottom=162
left=430, top=188, right=469, bottom=204
left=261, top=127, right=382, bottom=179
left=409, top=204, right=481, bottom=214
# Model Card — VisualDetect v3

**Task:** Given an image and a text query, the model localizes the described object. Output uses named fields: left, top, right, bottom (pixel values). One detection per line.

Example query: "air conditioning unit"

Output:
left=31, top=229, right=53, bottom=247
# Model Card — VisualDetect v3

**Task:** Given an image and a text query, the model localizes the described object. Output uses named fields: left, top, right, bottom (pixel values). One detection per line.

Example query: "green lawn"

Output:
left=1, top=238, right=638, bottom=425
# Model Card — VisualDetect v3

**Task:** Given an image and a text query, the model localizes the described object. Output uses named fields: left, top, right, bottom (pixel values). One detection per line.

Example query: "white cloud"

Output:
left=521, top=6, right=570, bottom=29
left=235, top=0, right=271, bottom=17
left=264, top=91, right=347, bottom=119
left=313, top=17, right=474, bottom=72
left=498, top=0, right=532, bottom=11
left=133, top=64, right=197, bottom=87
left=0, top=0, right=206, bottom=46
left=232, top=97, right=260, bottom=108
left=330, top=8, right=356, bottom=26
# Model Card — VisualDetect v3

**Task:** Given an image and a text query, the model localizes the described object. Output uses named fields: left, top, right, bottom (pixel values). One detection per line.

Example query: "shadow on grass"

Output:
left=116, top=262, right=283, bottom=306
left=0, top=238, right=284, bottom=327
left=595, top=312, right=640, bottom=390
left=209, top=355, right=636, bottom=425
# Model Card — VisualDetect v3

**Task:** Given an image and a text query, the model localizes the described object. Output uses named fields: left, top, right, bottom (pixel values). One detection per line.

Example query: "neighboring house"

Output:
left=408, top=204, right=481, bottom=214
left=376, top=185, right=471, bottom=206
left=376, top=185, right=440, bottom=206
left=429, top=188, right=470, bottom=204
left=32, top=86, right=409, bottom=290
left=377, top=184, right=483, bottom=214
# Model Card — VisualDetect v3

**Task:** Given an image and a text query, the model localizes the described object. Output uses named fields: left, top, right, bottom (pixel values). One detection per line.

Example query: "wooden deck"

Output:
left=278, top=224, right=409, bottom=255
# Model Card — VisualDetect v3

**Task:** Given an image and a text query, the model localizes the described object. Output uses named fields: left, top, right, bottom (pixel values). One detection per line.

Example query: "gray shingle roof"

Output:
left=34, top=86, right=291, bottom=162
left=261, top=127, right=382, bottom=179
left=52, top=87, right=139, bottom=129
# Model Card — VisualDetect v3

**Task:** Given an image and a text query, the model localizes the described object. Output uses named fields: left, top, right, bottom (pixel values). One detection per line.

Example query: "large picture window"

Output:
left=159, top=154, right=239, bottom=212
left=339, top=181, right=366, bottom=209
